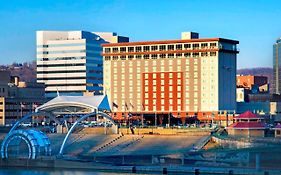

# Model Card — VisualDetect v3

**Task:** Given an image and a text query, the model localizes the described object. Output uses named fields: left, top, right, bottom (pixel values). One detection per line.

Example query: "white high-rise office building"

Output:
left=36, top=31, right=128, bottom=98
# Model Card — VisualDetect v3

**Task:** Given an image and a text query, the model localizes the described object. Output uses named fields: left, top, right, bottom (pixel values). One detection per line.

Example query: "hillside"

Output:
left=0, top=61, right=36, bottom=82
left=0, top=62, right=274, bottom=86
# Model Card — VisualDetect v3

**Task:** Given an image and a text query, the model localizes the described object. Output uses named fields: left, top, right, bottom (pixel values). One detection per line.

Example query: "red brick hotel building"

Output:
left=102, top=32, right=239, bottom=123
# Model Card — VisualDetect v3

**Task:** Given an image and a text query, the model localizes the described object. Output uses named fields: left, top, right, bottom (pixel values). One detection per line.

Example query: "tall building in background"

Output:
left=273, top=38, right=281, bottom=94
left=102, top=32, right=239, bottom=120
left=36, top=31, right=129, bottom=98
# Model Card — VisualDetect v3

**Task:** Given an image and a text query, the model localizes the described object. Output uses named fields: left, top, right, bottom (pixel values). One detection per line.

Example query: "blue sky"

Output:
left=0, top=0, right=281, bottom=68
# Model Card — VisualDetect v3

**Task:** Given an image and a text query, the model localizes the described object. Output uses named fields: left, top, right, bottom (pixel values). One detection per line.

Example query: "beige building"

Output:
left=102, top=32, right=239, bottom=120
left=0, top=71, right=46, bottom=125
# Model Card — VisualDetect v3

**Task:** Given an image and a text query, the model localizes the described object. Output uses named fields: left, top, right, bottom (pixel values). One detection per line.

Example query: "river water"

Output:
left=0, top=167, right=156, bottom=175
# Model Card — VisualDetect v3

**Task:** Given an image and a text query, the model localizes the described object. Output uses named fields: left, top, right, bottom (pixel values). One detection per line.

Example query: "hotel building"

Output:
left=273, top=38, right=281, bottom=94
left=102, top=32, right=239, bottom=121
left=36, top=31, right=128, bottom=98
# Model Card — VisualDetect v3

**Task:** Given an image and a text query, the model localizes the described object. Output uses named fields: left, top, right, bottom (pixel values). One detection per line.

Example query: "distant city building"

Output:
left=273, top=38, right=281, bottom=94
left=0, top=71, right=46, bottom=125
left=236, top=75, right=269, bottom=103
left=237, top=75, right=268, bottom=91
left=102, top=32, right=239, bottom=121
left=36, top=31, right=129, bottom=98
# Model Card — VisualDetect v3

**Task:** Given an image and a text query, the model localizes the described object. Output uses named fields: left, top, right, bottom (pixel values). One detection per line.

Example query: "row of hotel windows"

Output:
left=104, top=52, right=217, bottom=61
left=104, top=43, right=218, bottom=53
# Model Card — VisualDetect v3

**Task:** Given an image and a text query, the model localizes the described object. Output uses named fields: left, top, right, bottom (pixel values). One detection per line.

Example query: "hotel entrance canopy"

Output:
left=35, top=95, right=111, bottom=115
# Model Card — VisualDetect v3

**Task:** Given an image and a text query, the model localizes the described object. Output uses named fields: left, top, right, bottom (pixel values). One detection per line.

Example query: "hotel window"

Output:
left=177, top=66, right=181, bottom=71
left=169, top=93, right=173, bottom=98
left=168, top=45, right=174, bottom=50
left=160, top=54, right=166, bottom=58
left=151, top=54, right=157, bottom=59
left=144, top=54, right=149, bottom=59
left=176, top=44, right=182, bottom=50
left=153, top=93, right=156, bottom=98
left=113, top=47, right=119, bottom=53
left=145, top=74, right=148, bottom=79
left=145, top=80, right=149, bottom=85
left=184, top=44, right=191, bottom=49
left=104, top=56, right=111, bottom=61
left=177, top=86, right=181, bottom=91
left=153, top=80, right=156, bottom=85
left=113, top=69, right=117, bottom=73
left=178, top=99, right=181, bottom=104
left=105, top=48, right=111, bottom=53
left=210, top=52, right=217, bottom=56
left=145, top=86, right=148, bottom=92
left=169, top=99, right=173, bottom=105
left=161, top=99, right=165, bottom=105
left=193, top=52, right=199, bottom=57
left=169, top=86, right=173, bottom=91
left=128, top=55, right=134, bottom=59
left=201, top=43, right=208, bottom=48
left=168, top=53, right=174, bottom=58
left=201, top=52, right=208, bottom=57
left=178, top=92, right=181, bottom=98
left=161, top=92, right=164, bottom=97
left=151, top=45, right=158, bottom=51
left=159, top=45, right=166, bottom=51
left=161, top=60, right=164, bottom=65
left=161, top=80, right=164, bottom=85
left=144, top=46, right=150, bottom=52
left=120, top=55, right=126, bottom=60
left=152, top=61, right=157, bottom=66
left=177, top=79, right=181, bottom=85
left=120, top=47, right=126, bottom=53
left=210, top=43, right=217, bottom=48
left=161, top=73, right=165, bottom=78
left=112, top=56, right=118, bottom=60
left=192, top=44, right=200, bottom=50
left=169, top=73, right=173, bottom=78
left=184, top=53, right=191, bottom=58
left=169, top=60, right=173, bottom=65
left=153, top=86, right=156, bottom=91
left=161, top=106, right=165, bottom=111
left=136, top=46, right=142, bottom=52
left=176, top=53, right=182, bottom=58
left=136, top=55, right=142, bottom=59
left=177, top=72, right=181, bottom=78
left=128, top=47, right=134, bottom=52
left=169, top=79, right=173, bottom=85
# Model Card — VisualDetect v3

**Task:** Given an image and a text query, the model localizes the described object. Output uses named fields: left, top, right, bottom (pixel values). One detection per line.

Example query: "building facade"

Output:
left=0, top=71, right=46, bottom=125
left=102, top=32, right=239, bottom=119
left=273, top=38, right=281, bottom=94
left=36, top=31, right=128, bottom=98
left=237, top=75, right=268, bottom=91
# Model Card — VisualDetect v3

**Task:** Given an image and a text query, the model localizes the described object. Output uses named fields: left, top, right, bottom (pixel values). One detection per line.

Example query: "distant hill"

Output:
left=0, top=61, right=274, bottom=87
left=0, top=61, right=36, bottom=82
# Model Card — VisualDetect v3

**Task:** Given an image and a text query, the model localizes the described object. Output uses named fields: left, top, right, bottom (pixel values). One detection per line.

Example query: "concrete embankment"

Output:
left=1, top=158, right=281, bottom=175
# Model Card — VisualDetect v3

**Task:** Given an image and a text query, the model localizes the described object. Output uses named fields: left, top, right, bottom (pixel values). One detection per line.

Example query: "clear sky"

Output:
left=0, top=0, right=281, bottom=68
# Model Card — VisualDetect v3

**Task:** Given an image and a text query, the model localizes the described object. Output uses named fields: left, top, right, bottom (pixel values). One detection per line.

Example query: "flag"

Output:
left=130, top=102, right=134, bottom=109
left=112, top=102, right=118, bottom=109
left=125, top=102, right=129, bottom=111
left=142, top=103, right=145, bottom=111
left=32, top=103, right=38, bottom=110
left=20, top=102, right=26, bottom=108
